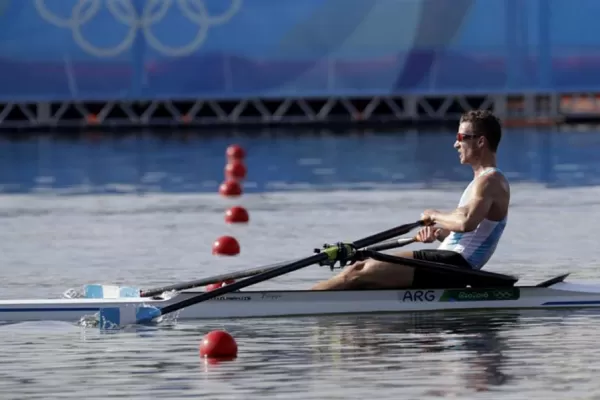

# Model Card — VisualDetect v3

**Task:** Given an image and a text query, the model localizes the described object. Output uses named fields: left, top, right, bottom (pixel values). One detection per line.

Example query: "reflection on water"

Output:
left=280, top=311, right=516, bottom=392
left=2, top=128, right=600, bottom=194
left=5, top=308, right=597, bottom=399
left=171, top=310, right=600, bottom=398
left=192, top=309, right=600, bottom=398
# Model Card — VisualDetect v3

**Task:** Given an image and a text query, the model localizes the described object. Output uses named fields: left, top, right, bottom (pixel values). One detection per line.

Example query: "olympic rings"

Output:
left=34, top=0, right=242, bottom=57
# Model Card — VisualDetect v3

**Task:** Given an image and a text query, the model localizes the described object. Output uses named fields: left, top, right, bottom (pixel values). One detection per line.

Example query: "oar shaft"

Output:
left=366, top=237, right=416, bottom=252
left=353, top=221, right=422, bottom=249
left=158, top=252, right=327, bottom=315
left=154, top=220, right=424, bottom=318
left=141, top=235, right=419, bottom=297
left=140, top=261, right=287, bottom=297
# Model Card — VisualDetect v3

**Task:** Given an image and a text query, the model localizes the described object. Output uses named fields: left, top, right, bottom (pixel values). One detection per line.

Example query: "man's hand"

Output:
left=420, top=209, right=439, bottom=226
left=415, top=226, right=442, bottom=243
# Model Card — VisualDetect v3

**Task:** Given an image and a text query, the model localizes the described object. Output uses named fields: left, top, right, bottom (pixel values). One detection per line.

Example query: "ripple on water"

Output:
left=0, top=310, right=597, bottom=399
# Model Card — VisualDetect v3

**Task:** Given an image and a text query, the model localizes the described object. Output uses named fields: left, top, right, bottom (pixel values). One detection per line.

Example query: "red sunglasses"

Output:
left=456, top=133, right=481, bottom=142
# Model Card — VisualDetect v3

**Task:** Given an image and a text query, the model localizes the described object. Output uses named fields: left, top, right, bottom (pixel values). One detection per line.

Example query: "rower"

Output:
left=312, top=110, right=510, bottom=290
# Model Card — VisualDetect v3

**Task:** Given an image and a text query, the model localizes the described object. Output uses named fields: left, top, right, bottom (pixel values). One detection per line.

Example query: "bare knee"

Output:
left=342, top=260, right=370, bottom=274
left=311, top=259, right=373, bottom=290
left=341, top=259, right=380, bottom=285
left=342, top=259, right=374, bottom=274
left=344, top=258, right=414, bottom=289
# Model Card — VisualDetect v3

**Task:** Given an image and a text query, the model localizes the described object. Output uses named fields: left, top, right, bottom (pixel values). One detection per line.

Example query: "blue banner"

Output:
left=1, top=0, right=600, bottom=102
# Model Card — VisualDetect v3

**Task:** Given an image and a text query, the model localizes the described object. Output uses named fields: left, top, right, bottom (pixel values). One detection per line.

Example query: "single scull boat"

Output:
left=3, top=221, right=596, bottom=328
left=1, top=274, right=599, bottom=323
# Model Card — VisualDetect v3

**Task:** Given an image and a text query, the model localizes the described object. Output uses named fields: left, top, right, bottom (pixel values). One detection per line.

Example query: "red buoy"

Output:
left=225, top=160, right=247, bottom=181
left=226, top=144, right=245, bottom=161
left=219, top=180, right=242, bottom=197
left=212, top=236, right=240, bottom=256
left=225, top=206, right=249, bottom=224
left=199, top=330, right=238, bottom=359
left=205, top=282, right=223, bottom=291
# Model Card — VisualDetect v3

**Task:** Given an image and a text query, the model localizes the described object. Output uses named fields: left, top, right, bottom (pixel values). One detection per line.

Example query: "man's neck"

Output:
left=471, top=154, right=497, bottom=177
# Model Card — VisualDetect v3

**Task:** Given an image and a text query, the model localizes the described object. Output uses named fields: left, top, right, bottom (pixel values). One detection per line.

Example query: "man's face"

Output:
left=454, top=122, right=482, bottom=164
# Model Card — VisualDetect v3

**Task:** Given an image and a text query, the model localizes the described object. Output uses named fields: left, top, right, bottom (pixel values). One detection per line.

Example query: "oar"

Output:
left=84, top=261, right=300, bottom=299
left=363, top=250, right=519, bottom=286
left=139, top=236, right=418, bottom=297
left=139, top=261, right=291, bottom=298
left=99, top=220, right=425, bottom=328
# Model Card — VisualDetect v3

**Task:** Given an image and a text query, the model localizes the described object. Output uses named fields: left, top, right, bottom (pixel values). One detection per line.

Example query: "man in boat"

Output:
left=312, top=109, right=510, bottom=290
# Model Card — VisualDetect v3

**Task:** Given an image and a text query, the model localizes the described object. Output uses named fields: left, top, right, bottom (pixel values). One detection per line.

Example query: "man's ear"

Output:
left=478, top=136, right=486, bottom=149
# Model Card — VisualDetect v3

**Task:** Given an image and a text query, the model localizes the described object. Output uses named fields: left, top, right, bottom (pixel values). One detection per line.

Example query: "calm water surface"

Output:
left=1, top=128, right=600, bottom=399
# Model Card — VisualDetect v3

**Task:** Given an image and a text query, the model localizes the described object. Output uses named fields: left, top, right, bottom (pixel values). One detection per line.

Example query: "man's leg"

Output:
left=311, top=250, right=417, bottom=290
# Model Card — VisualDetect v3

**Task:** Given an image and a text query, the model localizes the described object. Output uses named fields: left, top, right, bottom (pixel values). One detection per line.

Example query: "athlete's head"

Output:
left=454, top=110, right=502, bottom=164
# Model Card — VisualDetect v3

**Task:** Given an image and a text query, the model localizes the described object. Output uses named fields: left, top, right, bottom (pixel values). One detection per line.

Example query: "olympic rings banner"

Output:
left=0, top=0, right=600, bottom=102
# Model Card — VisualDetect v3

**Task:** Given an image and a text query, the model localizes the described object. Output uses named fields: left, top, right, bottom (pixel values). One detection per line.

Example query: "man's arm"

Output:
left=434, top=228, right=450, bottom=241
left=426, top=175, right=497, bottom=233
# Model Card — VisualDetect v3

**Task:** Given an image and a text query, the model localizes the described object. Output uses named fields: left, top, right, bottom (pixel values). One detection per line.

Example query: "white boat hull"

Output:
left=1, top=281, right=600, bottom=323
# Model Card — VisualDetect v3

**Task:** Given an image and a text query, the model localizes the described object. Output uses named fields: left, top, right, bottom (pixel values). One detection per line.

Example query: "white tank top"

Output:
left=437, top=167, right=507, bottom=270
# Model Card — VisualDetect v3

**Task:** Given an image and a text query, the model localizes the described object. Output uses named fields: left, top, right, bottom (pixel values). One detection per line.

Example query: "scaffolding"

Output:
left=1, top=92, right=599, bottom=131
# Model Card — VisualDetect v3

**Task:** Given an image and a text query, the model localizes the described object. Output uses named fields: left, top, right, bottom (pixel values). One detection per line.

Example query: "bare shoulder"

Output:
left=475, top=170, right=510, bottom=197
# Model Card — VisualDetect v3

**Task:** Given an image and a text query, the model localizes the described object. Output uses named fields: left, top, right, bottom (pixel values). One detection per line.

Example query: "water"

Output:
left=1, top=127, right=600, bottom=399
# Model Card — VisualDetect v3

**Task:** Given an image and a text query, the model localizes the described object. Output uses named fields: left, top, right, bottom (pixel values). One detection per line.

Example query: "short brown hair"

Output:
left=460, top=110, right=502, bottom=152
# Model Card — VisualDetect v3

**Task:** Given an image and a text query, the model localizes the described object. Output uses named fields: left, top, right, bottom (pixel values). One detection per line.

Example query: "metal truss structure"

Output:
left=1, top=93, right=599, bottom=131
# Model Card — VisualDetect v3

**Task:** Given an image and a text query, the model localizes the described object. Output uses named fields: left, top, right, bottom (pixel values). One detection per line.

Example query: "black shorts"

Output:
left=411, top=249, right=473, bottom=289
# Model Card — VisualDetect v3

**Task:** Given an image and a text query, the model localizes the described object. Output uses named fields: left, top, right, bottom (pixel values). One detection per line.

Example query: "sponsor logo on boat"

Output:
left=440, top=288, right=520, bottom=302
left=399, top=290, right=436, bottom=302
left=213, top=295, right=252, bottom=301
